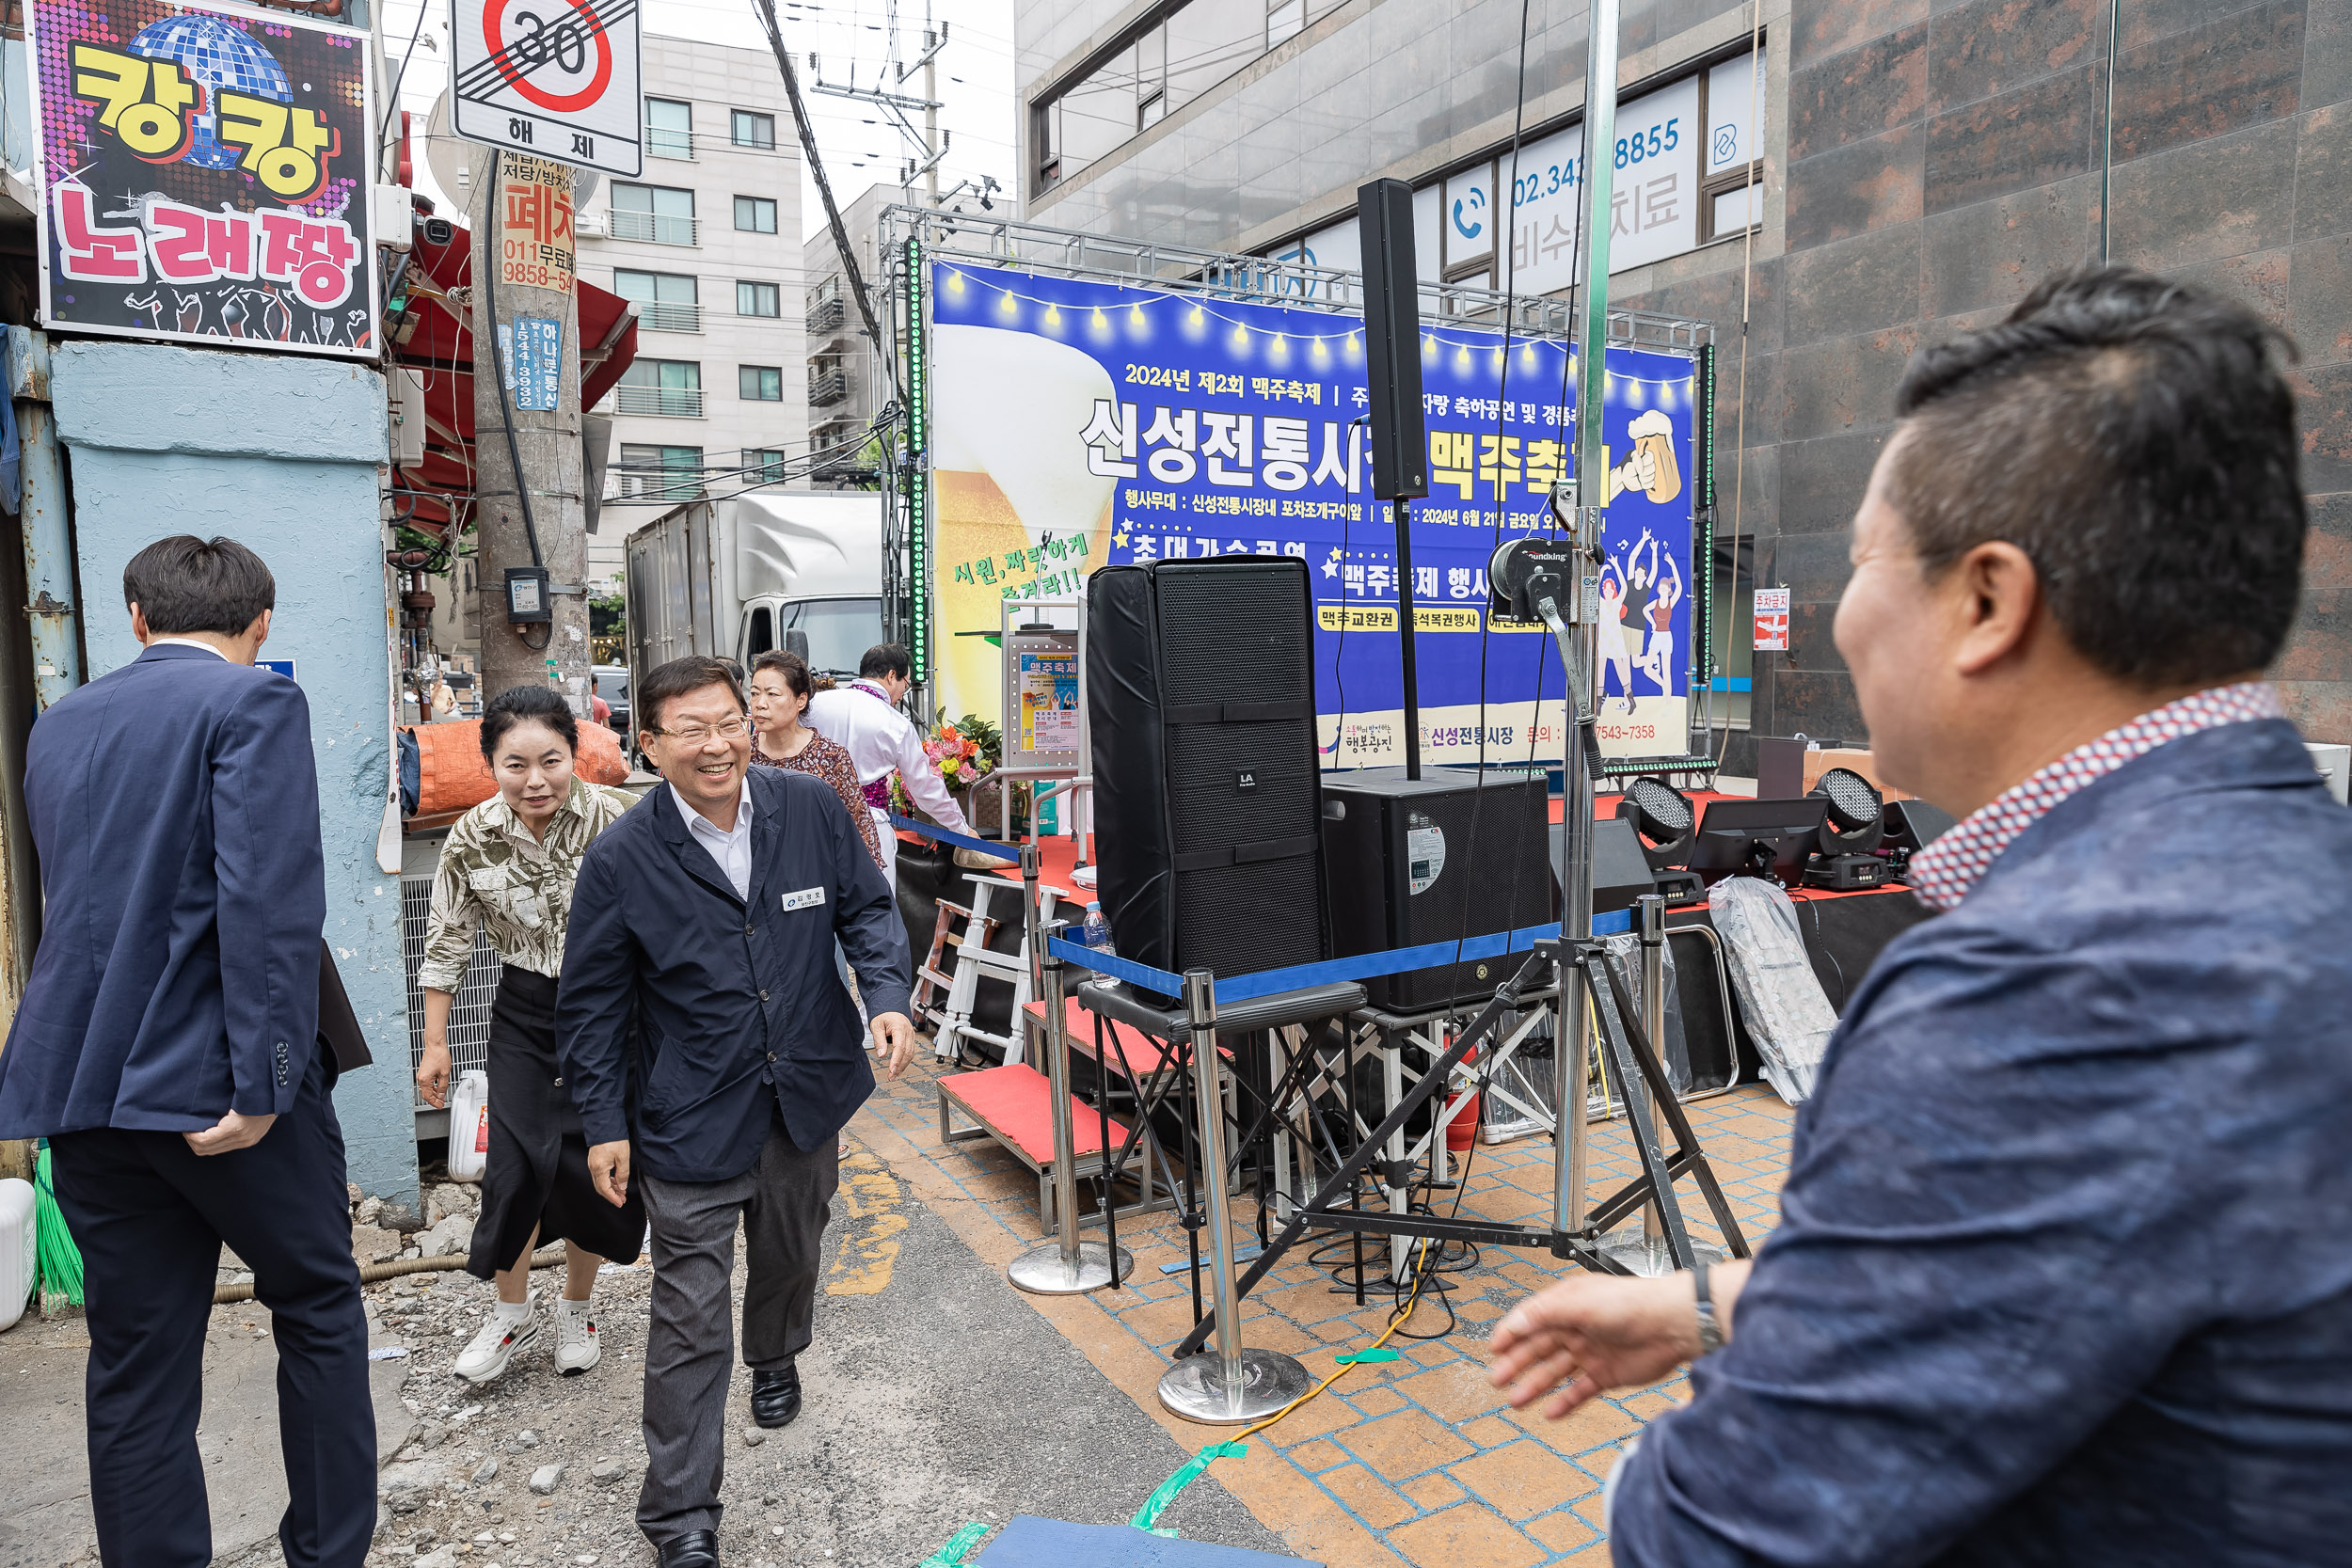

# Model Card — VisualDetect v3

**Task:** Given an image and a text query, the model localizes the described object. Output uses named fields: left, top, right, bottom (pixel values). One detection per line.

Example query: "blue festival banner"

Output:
left=928, top=261, right=1697, bottom=765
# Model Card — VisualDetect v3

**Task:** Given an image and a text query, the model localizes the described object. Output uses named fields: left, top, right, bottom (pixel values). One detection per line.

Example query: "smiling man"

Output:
left=556, top=655, right=914, bottom=1568
left=1489, top=269, right=2352, bottom=1564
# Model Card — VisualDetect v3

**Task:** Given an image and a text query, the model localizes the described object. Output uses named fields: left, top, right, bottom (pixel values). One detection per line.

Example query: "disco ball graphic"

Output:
left=128, top=15, right=291, bottom=171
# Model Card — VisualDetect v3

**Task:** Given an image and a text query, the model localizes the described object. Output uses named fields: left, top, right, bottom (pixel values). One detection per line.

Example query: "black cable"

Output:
left=374, top=0, right=432, bottom=182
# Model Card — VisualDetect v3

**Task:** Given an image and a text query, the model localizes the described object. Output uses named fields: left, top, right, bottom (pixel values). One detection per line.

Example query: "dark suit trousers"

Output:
left=634, top=1118, right=838, bottom=1543
left=50, top=1049, right=376, bottom=1568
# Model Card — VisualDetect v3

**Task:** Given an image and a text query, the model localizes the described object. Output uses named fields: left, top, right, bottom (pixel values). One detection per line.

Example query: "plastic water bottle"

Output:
left=1080, top=901, right=1113, bottom=955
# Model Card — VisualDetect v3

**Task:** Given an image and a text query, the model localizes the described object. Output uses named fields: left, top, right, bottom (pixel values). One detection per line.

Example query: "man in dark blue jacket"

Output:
left=0, top=535, right=373, bottom=1568
left=1491, top=269, right=2352, bottom=1563
left=557, top=655, right=914, bottom=1568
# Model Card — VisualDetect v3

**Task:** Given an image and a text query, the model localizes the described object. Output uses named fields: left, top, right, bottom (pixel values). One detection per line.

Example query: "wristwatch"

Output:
left=1692, top=1259, right=1725, bottom=1355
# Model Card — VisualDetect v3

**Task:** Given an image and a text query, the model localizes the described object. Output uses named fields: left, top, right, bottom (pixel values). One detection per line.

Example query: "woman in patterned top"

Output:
left=747, top=649, right=885, bottom=867
left=415, top=686, right=643, bottom=1386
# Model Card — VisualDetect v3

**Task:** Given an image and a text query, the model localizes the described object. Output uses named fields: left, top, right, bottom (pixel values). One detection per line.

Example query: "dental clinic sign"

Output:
left=26, top=0, right=378, bottom=356
left=926, top=261, right=1704, bottom=766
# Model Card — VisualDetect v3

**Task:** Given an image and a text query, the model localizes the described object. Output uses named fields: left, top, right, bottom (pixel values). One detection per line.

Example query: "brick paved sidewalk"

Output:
left=850, top=1045, right=1795, bottom=1568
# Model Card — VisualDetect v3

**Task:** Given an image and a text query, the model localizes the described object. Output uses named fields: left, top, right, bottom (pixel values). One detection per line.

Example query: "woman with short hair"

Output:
left=416, top=686, right=643, bottom=1385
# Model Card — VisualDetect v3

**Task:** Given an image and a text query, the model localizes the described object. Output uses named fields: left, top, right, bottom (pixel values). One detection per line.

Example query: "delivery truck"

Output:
left=624, top=492, right=887, bottom=697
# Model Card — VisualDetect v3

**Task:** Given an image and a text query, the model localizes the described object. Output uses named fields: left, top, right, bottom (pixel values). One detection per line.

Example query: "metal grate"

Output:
left=400, top=875, right=502, bottom=1111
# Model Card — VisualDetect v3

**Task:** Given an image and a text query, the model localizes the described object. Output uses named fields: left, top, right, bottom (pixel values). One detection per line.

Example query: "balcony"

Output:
left=647, top=128, right=696, bottom=161
left=804, top=295, right=845, bottom=337
left=807, top=370, right=848, bottom=407
left=615, top=470, right=703, bottom=502
left=609, top=210, right=697, bottom=246
left=613, top=386, right=705, bottom=418
left=636, top=301, right=702, bottom=333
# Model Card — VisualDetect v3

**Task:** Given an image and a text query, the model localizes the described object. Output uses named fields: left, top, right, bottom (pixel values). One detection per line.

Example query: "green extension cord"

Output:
left=34, top=1141, right=83, bottom=1312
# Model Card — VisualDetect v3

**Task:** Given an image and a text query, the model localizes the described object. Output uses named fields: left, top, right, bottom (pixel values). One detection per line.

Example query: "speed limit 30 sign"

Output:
left=453, top=0, right=643, bottom=177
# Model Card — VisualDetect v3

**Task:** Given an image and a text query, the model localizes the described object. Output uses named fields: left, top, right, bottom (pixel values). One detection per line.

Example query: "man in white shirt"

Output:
left=803, top=642, right=975, bottom=878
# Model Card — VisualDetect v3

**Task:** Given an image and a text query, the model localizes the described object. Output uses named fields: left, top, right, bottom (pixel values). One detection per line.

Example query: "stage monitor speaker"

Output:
left=1087, top=558, right=1329, bottom=999
left=1323, top=767, right=1551, bottom=1011
left=1589, top=816, right=1659, bottom=915
left=1883, top=798, right=1956, bottom=852
left=1357, top=178, right=1428, bottom=500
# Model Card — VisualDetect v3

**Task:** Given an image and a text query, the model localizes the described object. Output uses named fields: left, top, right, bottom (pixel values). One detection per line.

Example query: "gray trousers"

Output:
left=635, top=1120, right=838, bottom=1543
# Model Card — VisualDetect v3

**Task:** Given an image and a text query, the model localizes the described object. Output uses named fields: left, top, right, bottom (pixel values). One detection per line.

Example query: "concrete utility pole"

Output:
left=905, top=24, right=946, bottom=206
left=469, top=147, right=592, bottom=710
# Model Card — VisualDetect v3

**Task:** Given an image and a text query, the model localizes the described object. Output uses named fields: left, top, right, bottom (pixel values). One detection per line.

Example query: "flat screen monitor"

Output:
left=1688, top=798, right=1830, bottom=884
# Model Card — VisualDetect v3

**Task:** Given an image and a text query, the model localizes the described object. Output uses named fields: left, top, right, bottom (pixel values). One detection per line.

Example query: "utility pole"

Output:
left=469, top=147, right=591, bottom=710
left=806, top=19, right=949, bottom=200
left=904, top=22, right=946, bottom=206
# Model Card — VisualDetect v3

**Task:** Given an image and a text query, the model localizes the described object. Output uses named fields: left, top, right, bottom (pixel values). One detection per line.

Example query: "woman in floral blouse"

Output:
left=415, top=686, right=643, bottom=1386
left=747, top=650, right=885, bottom=868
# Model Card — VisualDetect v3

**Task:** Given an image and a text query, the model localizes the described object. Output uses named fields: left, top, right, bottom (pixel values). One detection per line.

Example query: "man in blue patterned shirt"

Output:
left=1490, top=268, right=2352, bottom=1565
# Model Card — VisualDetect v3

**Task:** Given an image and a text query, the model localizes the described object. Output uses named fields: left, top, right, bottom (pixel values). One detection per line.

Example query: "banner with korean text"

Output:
left=28, top=0, right=377, bottom=356
left=929, top=261, right=1698, bottom=765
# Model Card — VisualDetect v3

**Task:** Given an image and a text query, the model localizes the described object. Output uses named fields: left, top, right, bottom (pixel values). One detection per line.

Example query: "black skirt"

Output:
left=465, top=966, right=645, bottom=1279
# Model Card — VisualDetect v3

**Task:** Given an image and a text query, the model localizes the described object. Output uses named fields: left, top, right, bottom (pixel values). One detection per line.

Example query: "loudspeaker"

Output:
left=1323, top=767, right=1551, bottom=1011
left=1356, top=178, right=1428, bottom=500
left=1589, top=816, right=1659, bottom=915
left=1087, top=558, right=1329, bottom=998
left=1882, top=798, right=1956, bottom=852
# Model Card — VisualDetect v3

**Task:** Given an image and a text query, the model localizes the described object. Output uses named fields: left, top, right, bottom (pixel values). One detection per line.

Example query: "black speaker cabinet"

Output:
left=1321, top=767, right=1552, bottom=1012
left=1357, top=177, right=1429, bottom=500
left=1087, top=558, right=1329, bottom=999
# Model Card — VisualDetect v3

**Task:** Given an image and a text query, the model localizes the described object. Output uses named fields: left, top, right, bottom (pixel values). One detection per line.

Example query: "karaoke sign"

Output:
left=452, top=0, right=643, bottom=178
left=25, top=0, right=377, bottom=356
left=927, top=261, right=1703, bottom=767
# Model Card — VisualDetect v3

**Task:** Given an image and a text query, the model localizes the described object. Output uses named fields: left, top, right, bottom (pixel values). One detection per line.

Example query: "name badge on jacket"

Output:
left=781, top=887, right=827, bottom=911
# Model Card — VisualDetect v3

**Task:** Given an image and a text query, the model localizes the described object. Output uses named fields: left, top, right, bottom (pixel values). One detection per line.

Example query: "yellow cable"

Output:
left=1231, top=1233, right=1439, bottom=1444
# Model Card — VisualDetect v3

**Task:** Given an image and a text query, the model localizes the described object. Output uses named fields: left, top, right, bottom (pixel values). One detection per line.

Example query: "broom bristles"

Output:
left=34, top=1142, right=83, bottom=1311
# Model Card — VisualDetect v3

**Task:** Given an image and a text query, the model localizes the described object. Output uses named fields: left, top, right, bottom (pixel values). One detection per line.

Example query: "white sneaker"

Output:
left=552, top=1297, right=600, bottom=1375
left=454, top=1295, right=538, bottom=1384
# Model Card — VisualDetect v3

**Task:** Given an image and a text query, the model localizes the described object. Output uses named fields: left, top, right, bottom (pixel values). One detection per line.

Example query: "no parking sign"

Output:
left=452, top=0, right=642, bottom=178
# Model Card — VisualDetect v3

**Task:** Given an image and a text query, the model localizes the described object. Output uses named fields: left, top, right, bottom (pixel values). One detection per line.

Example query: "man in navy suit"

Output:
left=558, top=655, right=914, bottom=1568
left=0, top=536, right=373, bottom=1567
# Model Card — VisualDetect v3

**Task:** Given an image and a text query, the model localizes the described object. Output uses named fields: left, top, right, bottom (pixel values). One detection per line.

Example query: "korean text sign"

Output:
left=929, top=262, right=1700, bottom=766
left=28, top=0, right=376, bottom=356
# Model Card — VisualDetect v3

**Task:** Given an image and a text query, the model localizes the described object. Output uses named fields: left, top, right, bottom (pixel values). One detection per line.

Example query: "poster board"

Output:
left=925, top=260, right=1701, bottom=767
left=27, top=0, right=378, bottom=356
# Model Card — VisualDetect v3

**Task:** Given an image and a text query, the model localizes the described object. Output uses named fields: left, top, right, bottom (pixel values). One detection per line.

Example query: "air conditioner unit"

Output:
left=575, top=212, right=609, bottom=238
left=2307, top=742, right=2350, bottom=805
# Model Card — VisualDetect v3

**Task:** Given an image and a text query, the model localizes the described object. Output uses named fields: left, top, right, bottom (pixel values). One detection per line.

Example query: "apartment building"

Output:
left=801, top=182, right=898, bottom=490
left=575, top=33, right=810, bottom=577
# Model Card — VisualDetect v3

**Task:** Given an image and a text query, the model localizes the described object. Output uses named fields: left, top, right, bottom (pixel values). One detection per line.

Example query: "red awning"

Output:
left=388, top=224, right=639, bottom=534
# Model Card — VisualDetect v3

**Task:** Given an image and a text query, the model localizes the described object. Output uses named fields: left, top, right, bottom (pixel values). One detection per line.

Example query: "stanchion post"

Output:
left=1008, top=919, right=1133, bottom=1295
left=1158, top=970, right=1312, bottom=1423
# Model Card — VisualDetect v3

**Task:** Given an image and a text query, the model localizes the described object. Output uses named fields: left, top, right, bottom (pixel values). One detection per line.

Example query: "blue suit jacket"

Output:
left=556, top=766, right=914, bottom=1183
left=0, top=643, right=325, bottom=1134
left=1613, top=718, right=2352, bottom=1567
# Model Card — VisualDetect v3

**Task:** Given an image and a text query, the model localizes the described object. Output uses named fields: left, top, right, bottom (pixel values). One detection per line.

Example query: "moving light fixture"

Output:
left=1804, top=767, right=1888, bottom=890
left=1615, top=774, right=1696, bottom=868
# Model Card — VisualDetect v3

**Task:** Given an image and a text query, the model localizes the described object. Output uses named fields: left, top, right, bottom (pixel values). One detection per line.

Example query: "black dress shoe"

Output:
left=751, top=1362, right=802, bottom=1428
left=656, top=1528, right=720, bottom=1568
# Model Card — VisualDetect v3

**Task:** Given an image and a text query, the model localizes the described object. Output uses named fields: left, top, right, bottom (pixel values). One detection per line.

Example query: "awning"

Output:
left=387, top=223, right=639, bottom=534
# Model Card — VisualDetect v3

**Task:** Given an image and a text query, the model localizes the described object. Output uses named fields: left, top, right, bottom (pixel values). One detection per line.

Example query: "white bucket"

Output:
left=0, top=1177, right=35, bottom=1331
left=446, top=1070, right=490, bottom=1183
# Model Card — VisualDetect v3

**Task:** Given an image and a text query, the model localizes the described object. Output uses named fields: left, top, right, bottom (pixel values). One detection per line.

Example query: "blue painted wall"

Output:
left=50, top=341, right=416, bottom=1211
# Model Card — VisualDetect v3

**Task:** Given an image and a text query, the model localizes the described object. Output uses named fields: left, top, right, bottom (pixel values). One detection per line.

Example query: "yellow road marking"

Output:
left=826, top=1144, right=907, bottom=1296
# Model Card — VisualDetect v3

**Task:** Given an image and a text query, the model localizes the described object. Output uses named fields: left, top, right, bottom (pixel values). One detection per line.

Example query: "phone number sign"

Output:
left=453, top=0, right=643, bottom=177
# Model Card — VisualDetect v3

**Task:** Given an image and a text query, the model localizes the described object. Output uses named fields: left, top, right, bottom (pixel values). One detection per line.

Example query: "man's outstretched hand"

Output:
left=869, top=1011, right=915, bottom=1079
left=1489, top=1272, right=1708, bottom=1419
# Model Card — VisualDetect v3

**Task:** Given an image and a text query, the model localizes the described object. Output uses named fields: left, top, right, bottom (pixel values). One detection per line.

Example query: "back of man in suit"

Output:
left=0, top=536, right=374, bottom=1568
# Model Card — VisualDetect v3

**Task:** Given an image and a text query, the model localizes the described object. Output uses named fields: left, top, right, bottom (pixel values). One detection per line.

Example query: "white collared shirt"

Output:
left=147, top=636, right=230, bottom=659
left=803, top=684, right=971, bottom=834
left=670, top=776, right=755, bottom=901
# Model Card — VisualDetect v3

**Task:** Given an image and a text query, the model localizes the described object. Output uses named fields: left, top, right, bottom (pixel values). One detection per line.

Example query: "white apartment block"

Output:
left=576, top=33, right=809, bottom=580
left=801, top=182, right=896, bottom=489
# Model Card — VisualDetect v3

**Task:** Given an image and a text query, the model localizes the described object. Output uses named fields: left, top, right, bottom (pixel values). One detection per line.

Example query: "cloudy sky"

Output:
left=377, top=0, right=1018, bottom=243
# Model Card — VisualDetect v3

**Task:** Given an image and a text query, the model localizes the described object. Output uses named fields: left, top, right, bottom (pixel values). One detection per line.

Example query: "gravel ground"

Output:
left=334, top=1147, right=1282, bottom=1568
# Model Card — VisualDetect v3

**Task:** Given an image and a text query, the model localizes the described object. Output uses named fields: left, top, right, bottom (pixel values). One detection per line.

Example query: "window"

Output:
left=737, top=280, right=780, bottom=317
left=733, top=196, right=777, bottom=234
left=615, top=359, right=703, bottom=418
left=731, top=109, right=775, bottom=150
left=739, top=365, right=784, bottom=402
left=610, top=183, right=695, bottom=245
left=746, top=606, right=774, bottom=657
left=1267, top=0, right=1306, bottom=47
left=645, top=98, right=692, bottom=160
left=613, top=269, right=699, bottom=332
left=742, top=448, right=790, bottom=483
left=617, top=443, right=704, bottom=501
left=779, top=597, right=884, bottom=676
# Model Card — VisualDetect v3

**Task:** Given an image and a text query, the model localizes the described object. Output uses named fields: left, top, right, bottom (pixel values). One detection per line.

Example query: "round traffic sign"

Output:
left=483, top=0, right=613, bottom=115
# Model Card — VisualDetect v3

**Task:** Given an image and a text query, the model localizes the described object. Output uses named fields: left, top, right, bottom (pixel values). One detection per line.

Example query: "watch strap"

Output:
left=1692, top=1259, right=1724, bottom=1355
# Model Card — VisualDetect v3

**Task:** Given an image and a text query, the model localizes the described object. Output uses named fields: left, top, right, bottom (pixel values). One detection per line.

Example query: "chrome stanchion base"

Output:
left=1594, top=1227, right=1726, bottom=1278
left=1007, top=1240, right=1133, bottom=1295
left=1157, top=1348, right=1315, bottom=1425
